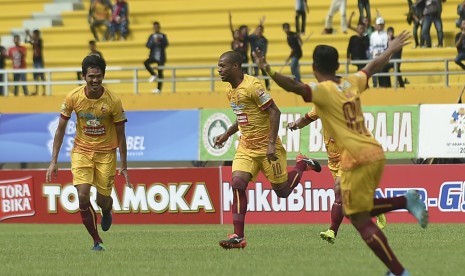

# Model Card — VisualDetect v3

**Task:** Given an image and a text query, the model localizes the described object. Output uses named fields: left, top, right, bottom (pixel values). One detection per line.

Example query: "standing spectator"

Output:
left=88, top=0, right=112, bottom=41
left=144, top=21, right=168, bottom=94
left=25, top=29, right=45, bottom=96
left=369, top=17, right=390, bottom=87
left=386, top=27, right=405, bottom=87
left=421, top=0, right=444, bottom=48
left=282, top=23, right=303, bottom=82
left=457, top=1, right=465, bottom=28
left=8, top=34, right=29, bottom=96
left=295, top=0, right=309, bottom=35
left=348, top=12, right=374, bottom=38
left=408, top=0, right=424, bottom=48
left=109, top=0, right=129, bottom=41
left=228, top=12, right=248, bottom=73
left=0, top=38, right=7, bottom=96
left=454, top=20, right=465, bottom=70
left=249, top=21, right=270, bottom=90
left=358, top=0, right=371, bottom=24
left=323, top=0, right=348, bottom=34
left=347, top=22, right=369, bottom=71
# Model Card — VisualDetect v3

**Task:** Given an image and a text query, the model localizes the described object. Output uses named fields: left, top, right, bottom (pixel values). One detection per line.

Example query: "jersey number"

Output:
left=272, top=163, right=282, bottom=176
left=342, top=99, right=367, bottom=135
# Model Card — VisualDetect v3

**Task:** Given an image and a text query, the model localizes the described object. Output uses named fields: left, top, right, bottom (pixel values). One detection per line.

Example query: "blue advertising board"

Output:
left=0, top=110, right=199, bottom=162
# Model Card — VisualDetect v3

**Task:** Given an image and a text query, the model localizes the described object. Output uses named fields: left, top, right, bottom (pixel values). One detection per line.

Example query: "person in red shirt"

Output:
left=8, top=34, right=29, bottom=96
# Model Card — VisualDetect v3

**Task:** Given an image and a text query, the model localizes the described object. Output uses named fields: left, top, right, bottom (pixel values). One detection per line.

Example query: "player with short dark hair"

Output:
left=216, top=50, right=321, bottom=249
left=253, top=32, right=428, bottom=276
left=46, top=54, right=131, bottom=251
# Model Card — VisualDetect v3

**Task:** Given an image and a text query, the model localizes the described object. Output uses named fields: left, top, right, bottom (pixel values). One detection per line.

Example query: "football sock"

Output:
left=355, top=220, right=404, bottom=275
left=329, top=191, right=344, bottom=235
left=232, top=188, right=247, bottom=238
left=287, top=161, right=307, bottom=190
left=79, top=202, right=102, bottom=244
left=370, top=197, right=407, bottom=217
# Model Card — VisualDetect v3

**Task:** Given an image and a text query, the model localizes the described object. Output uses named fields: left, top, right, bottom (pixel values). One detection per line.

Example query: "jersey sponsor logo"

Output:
left=202, top=113, right=233, bottom=156
left=0, top=177, right=35, bottom=221
left=256, top=89, right=271, bottom=105
left=237, top=113, right=249, bottom=125
left=84, top=118, right=106, bottom=136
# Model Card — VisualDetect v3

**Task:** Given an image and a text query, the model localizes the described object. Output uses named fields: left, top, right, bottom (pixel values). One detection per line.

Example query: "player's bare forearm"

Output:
left=266, top=102, right=281, bottom=144
left=51, top=118, right=68, bottom=163
left=116, top=124, right=128, bottom=169
left=266, top=65, right=308, bottom=96
left=226, top=120, right=239, bottom=137
left=296, top=116, right=313, bottom=129
left=363, top=31, right=411, bottom=77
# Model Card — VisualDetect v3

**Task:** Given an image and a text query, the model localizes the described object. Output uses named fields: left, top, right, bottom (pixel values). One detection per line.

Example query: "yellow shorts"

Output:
left=232, top=145, right=288, bottom=184
left=340, top=159, right=385, bottom=216
left=71, top=150, right=117, bottom=196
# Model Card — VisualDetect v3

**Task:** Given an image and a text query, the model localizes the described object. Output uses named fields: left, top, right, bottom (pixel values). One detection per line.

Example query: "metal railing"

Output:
left=0, top=58, right=463, bottom=96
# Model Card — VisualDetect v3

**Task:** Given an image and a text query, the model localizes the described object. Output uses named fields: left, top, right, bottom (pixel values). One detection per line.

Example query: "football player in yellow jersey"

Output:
left=216, top=51, right=322, bottom=249
left=46, top=55, right=130, bottom=251
left=254, top=32, right=428, bottom=276
left=287, top=107, right=386, bottom=245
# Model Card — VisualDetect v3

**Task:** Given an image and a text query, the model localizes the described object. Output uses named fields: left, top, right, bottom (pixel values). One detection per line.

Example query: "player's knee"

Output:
left=231, top=176, right=248, bottom=190
left=77, top=191, right=90, bottom=205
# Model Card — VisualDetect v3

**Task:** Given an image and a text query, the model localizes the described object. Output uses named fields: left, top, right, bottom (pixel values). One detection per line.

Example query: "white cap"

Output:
left=376, top=17, right=385, bottom=25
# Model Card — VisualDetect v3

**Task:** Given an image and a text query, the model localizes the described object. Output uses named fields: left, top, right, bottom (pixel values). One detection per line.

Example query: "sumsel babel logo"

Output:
left=203, top=113, right=233, bottom=156
left=451, top=107, right=465, bottom=138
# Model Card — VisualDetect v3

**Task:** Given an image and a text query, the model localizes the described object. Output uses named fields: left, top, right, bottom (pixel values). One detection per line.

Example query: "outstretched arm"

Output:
left=347, top=11, right=357, bottom=33
left=287, top=115, right=315, bottom=130
left=252, top=49, right=309, bottom=99
left=228, top=12, right=234, bottom=36
left=362, top=31, right=411, bottom=78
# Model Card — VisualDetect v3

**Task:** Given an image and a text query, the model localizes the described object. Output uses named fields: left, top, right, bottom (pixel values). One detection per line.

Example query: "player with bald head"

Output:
left=216, top=50, right=322, bottom=249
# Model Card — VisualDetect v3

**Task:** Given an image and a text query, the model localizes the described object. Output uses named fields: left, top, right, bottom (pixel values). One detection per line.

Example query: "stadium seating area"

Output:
left=0, top=0, right=464, bottom=95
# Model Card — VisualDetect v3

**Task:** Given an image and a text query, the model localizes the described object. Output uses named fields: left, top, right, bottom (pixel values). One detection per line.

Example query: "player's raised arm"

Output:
left=252, top=49, right=309, bottom=99
left=362, top=31, right=411, bottom=78
left=46, top=116, right=68, bottom=182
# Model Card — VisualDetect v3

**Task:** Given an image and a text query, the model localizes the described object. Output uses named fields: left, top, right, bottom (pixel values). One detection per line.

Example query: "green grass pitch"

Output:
left=0, top=224, right=463, bottom=275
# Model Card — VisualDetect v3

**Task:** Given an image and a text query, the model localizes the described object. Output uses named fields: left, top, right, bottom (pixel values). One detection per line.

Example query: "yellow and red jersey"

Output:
left=61, top=85, right=127, bottom=153
left=307, top=107, right=342, bottom=172
left=226, top=74, right=282, bottom=155
left=305, top=71, right=384, bottom=170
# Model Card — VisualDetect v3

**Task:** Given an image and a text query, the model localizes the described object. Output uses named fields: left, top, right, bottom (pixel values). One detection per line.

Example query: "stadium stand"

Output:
left=1, top=0, right=464, bottom=96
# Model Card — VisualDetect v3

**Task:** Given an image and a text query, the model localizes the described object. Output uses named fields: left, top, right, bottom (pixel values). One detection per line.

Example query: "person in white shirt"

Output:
left=369, top=17, right=390, bottom=87
left=323, top=0, right=347, bottom=34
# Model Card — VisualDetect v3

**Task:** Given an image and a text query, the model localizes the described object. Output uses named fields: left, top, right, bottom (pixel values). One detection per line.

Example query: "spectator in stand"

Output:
left=249, top=18, right=270, bottom=90
left=456, top=1, right=465, bottom=28
left=348, top=12, right=374, bottom=38
left=386, top=27, right=405, bottom=87
left=420, top=0, right=444, bottom=48
left=25, top=29, right=45, bottom=96
left=347, top=21, right=369, bottom=71
left=0, top=38, right=7, bottom=96
left=369, top=17, right=390, bottom=87
left=228, top=12, right=248, bottom=73
left=88, top=0, right=112, bottom=41
left=8, top=34, right=29, bottom=96
left=144, top=21, right=168, bottom=94
left=322, top=0, right=347, bottom=34
left=454, top=20, right=465, bottom=70
left=408, top=0, right=424, bottom=48
left=89, top=40, right=104, bottom=58
left=109, top=0, right=129, bottom=41
left=358, top=0, right=371, bottom=24
left=282, top=23, right=303, bottom=83
left=295, top=0, right=309, bottom=35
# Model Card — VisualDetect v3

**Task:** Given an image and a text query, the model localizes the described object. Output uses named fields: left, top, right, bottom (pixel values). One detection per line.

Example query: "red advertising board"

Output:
left=0, top=168, right=221, bottom=224
left=221, top=164, right=465, bottom=224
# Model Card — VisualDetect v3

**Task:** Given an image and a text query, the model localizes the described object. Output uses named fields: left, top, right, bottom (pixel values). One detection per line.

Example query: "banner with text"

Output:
left=418, top=104, right=465, bottom=158
left=200, top=106, right=418, bottom=160
left=0, top=168, right=221, bottom=224
left=221, top=164, right=465, bottom=224
left=0, top=110, right=199, bottom=162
